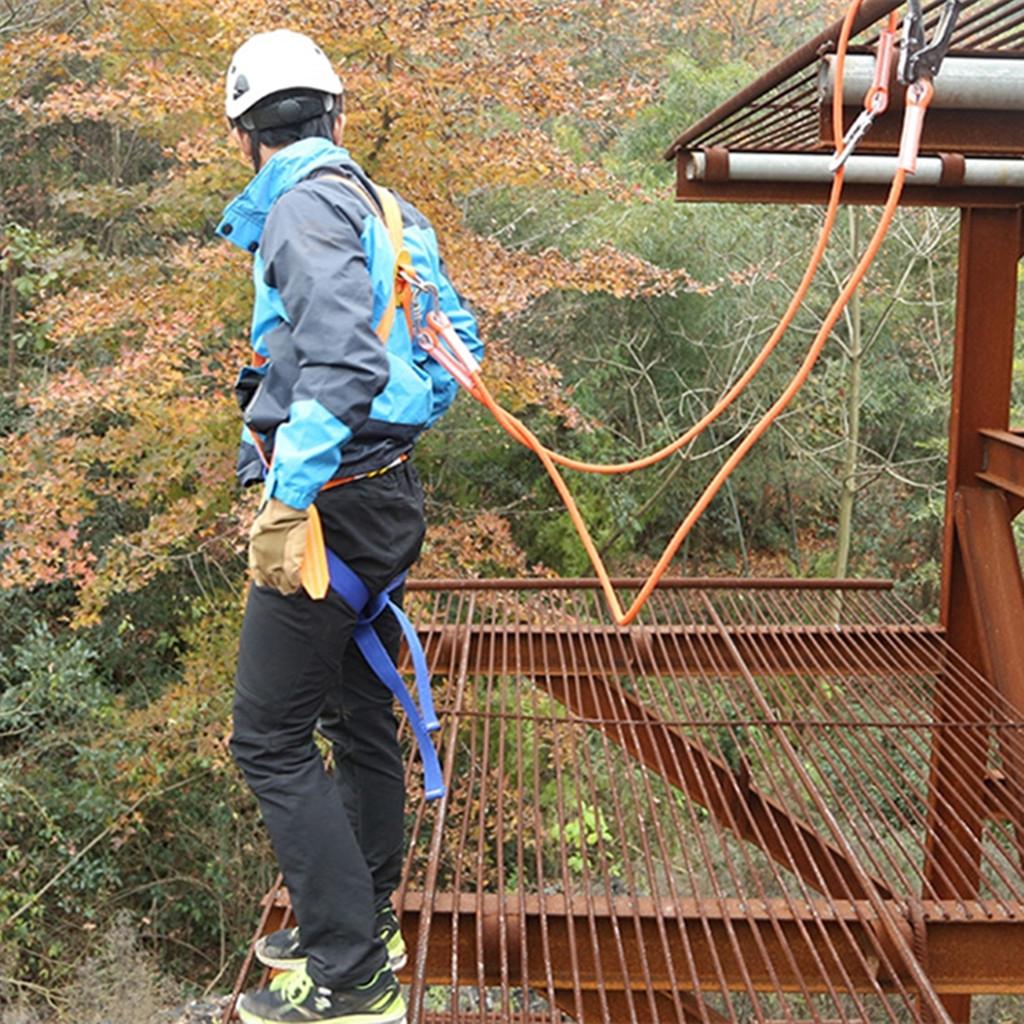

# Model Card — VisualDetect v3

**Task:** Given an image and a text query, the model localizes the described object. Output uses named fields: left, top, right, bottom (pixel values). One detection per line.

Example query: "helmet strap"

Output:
left=248, top=127, right=263, bottom=173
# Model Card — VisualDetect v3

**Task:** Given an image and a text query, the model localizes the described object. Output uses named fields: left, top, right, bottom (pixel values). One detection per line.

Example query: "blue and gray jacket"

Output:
left=218, top=136, right=483, bottom=509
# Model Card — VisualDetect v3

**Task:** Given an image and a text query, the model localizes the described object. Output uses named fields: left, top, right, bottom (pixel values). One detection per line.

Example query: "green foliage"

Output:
left=0, top=0, right=982, bottom=1016
left=0, top=589, right=263, bottom=1002
left=0, top=621, right=102, bottom=735
left=0, top=223, right=87, bottom=376
left=608, top=55, right=755, bottom=187
left=554, top=803, right=620, bottom=880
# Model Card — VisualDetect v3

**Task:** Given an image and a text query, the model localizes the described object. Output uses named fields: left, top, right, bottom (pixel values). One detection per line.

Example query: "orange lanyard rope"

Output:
left=245, top=0, right=922, bottom=622
left=416, top=1, right=925, bottom=625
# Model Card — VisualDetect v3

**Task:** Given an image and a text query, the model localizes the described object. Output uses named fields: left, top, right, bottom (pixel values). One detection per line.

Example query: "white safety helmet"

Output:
left=225, top=29, right=343, bottom=123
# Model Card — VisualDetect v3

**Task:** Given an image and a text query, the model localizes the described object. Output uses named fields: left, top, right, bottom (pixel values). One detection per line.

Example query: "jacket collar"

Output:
left=217, top=137, right=355, bottom=253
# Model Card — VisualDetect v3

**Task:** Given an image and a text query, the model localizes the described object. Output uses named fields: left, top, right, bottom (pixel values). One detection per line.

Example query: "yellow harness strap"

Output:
left=301, top=174, right=413, bottom=600
left=302, top=506, right=329, bottom=599
left=322, top=174, right=414, bottom=343
left=373, top=185, right=416, bottom=343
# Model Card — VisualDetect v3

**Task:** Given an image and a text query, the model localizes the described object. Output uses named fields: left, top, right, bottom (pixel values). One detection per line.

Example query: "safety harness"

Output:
left=322, top=550, right=444, bottom=801
left=249, top=170, right=446, bottom=801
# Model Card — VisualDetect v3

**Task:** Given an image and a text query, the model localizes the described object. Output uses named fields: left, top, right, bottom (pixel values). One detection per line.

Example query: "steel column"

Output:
left=954, top=486, right=1024, bottom=872
left=940, top=208, right=1022, bottom=625
left=930, top=205, right=1023, bottom=1022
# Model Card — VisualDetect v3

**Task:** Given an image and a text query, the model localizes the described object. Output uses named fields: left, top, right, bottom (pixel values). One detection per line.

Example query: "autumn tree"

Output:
left=0, top=0, right=729, bottom=1003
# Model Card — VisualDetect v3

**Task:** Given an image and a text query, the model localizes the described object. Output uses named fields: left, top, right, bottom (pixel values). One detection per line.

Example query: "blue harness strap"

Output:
left=324, top=548, right=444, bottom=801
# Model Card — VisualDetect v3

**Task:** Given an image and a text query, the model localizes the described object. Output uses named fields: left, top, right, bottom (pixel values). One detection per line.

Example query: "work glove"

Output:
left=249, top=498, right=309, bottom=595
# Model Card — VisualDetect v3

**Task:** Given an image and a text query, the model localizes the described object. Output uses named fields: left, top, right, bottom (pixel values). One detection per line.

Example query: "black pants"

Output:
left=231, top=462, right=425, bottom=990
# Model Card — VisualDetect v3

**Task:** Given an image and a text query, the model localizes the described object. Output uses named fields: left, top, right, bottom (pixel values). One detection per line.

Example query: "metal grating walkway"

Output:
left=230, top=580, right=1024, bottom=1023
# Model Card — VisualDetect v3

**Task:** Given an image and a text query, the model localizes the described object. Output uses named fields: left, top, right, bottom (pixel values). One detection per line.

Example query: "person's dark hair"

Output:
left=232, top=88, right=342, bottom=171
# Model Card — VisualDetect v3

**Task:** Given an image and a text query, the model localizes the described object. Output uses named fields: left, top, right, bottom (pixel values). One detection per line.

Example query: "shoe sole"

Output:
left=238, top=1003, right=406, bottom=1024
left=255, top=951, right=408, bottom=973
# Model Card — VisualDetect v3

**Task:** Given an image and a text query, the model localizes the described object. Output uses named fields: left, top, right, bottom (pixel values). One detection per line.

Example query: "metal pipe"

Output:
left=406, top=575, right=894, bottom=591
left=684, top=150, right=1024, bottom=187
left=663, top=0, right=903, bottom=158
left=821, top=54, right=1024, bottom=109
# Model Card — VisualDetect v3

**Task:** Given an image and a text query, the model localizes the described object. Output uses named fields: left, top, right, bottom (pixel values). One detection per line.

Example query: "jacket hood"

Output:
left=217, top=137, right=366, bottom=253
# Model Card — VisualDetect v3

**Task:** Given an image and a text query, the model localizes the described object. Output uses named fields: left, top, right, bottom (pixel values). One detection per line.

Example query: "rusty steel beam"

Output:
left=657, top=991, right=730, bottom=1024
left=817, top=106, right=1024, bottom=157
left=673, top=167, right=1024, bottom=208
left=406, top=577, right=893, bottom=592
left=420, top=1017, right=555, bottom=1024
left=532, top=670, right=891, bottom=901
left=978, top=428, right=1024, bottom=514
left=549, top=988, right=730, bottom=1024
left=413, top=623, right=945, bottom=679
left=985, top=770, right=1023, bottom=822
left=931, top=204, right=1023, bottom=1022
left=397, top=893, right=1024, bottom=996
left=954, top=487, right=1024, bottom=716
left=954, top=486, right=1024, bottom=876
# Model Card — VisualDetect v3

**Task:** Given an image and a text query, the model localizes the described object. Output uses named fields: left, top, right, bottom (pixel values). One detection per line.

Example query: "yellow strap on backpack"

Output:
left=300, top=175, right=413, bottom=600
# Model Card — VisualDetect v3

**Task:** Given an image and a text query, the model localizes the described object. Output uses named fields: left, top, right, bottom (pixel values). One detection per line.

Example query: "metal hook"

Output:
left=898, top=0, right=962, bottom=86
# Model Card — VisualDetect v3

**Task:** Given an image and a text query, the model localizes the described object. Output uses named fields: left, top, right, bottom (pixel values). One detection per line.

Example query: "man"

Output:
left=218, top=29, right=482, bottom=1024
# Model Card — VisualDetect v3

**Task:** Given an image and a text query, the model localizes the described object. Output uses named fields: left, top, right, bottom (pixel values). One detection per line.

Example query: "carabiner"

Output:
left=898, top=0, right=961, bottom=86
left=408, top=276, right=439, bottom=312
left=829, top=23, right=897, bottom=173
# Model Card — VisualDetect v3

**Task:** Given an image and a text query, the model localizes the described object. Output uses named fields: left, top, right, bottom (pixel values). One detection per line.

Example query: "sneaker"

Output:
left=255, top=907, right=408, bottom=973
left=254, top=926, right=303, bottom=972
left=237, top=965, right=405, bottom=1024
left=376, top=907, right=408, bottom=972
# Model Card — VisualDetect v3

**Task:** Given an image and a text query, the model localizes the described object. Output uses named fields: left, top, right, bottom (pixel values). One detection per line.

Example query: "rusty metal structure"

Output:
left=227, top=2, right=1024, bottom=1020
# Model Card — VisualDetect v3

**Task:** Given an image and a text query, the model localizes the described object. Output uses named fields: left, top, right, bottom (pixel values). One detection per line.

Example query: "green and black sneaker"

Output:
left=237, top=965, right=406, bottom=1024
left=375, top=907, right=408, bottom=972
left=255, top=907, right=408, bottom=973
